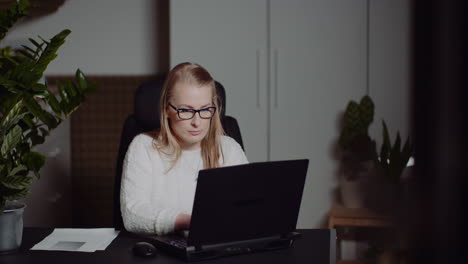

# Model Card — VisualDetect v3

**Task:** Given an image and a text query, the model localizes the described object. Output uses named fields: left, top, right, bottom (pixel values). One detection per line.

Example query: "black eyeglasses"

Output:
left=169, top=103, right=217, bottom=120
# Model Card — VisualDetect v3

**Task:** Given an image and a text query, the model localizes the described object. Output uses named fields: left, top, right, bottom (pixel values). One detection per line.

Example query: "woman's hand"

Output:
left=174, top=213, right=191, bottom=231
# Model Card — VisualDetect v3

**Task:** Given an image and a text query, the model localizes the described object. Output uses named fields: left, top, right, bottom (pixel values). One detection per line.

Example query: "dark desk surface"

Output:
left=1, top=228, right=336, bottom=264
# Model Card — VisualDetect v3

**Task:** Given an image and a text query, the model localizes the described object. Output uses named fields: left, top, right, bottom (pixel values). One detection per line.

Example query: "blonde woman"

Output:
left=120, top=63, right=248, bottom=235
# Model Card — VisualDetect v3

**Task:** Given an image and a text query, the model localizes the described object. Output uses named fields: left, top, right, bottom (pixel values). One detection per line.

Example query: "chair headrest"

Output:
left=134, top=77, right=227, bottom=131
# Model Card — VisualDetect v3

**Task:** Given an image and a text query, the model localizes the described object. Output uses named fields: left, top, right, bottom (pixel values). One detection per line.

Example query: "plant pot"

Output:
left=339, top=161, right=373, bottom=208
left=0, top=201, right=26, bottom=253
left=365, top=180, right=402, bottom=215
left=339, top=177, right=366, bottom=208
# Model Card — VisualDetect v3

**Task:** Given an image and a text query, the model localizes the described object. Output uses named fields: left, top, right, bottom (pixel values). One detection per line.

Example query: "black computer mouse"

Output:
left=132, top=241, right=158, bottom=258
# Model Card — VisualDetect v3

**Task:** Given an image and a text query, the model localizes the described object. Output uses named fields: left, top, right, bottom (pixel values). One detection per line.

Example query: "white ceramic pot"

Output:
left=339, top=160, right=373, bottom=208
left=339, top=177, right=365, bottom=208
left=0, top=201, right=25, bottom=253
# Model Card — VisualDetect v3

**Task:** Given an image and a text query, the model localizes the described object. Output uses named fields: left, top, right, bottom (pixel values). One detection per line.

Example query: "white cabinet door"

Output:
left=269, top=0, right=367, bottom=228
left=170, top=0, right=269, bottom=162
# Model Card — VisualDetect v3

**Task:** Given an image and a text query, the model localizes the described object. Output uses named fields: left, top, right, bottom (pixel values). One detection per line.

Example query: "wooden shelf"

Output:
left=329, top=204, right=394, bottom=264
left=328, top=203, right=393, bottom=229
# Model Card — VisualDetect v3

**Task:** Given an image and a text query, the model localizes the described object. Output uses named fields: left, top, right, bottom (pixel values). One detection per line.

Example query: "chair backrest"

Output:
left=113, top=76, right=244, bottom=230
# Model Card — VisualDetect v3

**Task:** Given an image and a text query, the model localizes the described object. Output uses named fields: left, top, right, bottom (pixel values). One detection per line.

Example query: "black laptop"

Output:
left=148, top=159, right=309, bottom=261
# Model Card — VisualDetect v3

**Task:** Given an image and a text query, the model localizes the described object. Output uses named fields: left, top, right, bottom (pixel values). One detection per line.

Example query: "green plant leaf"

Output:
left=0, top=164, right=5, bottom=179
left=359, top=95, right=374, bottom=128
left=390, top=132, right=402, bottom=165
left=0, top=98, right=24, bottom=132
left=1, top=186, right=30, bottom=201
left=28, top=38, right=44, bottom=52
left=380, top=120, right=391, bottom=163
left=23, top=96, right=58, bottom=129
left=57, top=80, right=70, bottom=111
left=340, top=101, right=360, bottom=148
left=21, top=44, right=39, bottom=58
left=32, top=83, right=47, bottom=93
left=34, top=29, right=71, bottom=74
left=23, top=151, right=45, bottom=178
left=37, top=35, right=50, bottom=45
left=21, top=114, right=34, bottom=128
left=0, top=0, right=31, bottom=42
left=44, top=89, right=63, bottom=116
left=2, top=175, right=32, bottom=190
left=8, top=165, right=27, bottom=177
left=8, top=60, right=42, bottom=88
left=394, top=133, right=401, bottom=153
left=17, top=49, right=35, bottom=60
left=75, top=69, right=88, bottom=92
left=1, top=125, right=22, bottom=156
left=28, top=127, right=46, bottom=146
left=13, top=141, right=29, bottom=158
left=64, top=80, right=78, bottom=99
left=0, top=76, right=25, bottom=93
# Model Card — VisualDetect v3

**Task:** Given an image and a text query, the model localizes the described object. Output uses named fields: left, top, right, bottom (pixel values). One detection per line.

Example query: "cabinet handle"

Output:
left=274, top=49, right=278, bottom=108
left=256, top=49, right=261, bottom=109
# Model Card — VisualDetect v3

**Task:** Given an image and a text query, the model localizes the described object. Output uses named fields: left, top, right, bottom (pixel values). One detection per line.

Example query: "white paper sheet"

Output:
left=30, top=228, right=120, bottom=252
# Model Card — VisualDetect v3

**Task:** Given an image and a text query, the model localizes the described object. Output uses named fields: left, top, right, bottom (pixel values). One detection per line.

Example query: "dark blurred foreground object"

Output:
left=408, top=0, right=467, bottom=263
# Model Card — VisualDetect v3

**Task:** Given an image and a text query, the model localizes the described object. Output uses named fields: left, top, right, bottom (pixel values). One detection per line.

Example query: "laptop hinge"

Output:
left=185, top=232, right=302, bottom=261
left=190, top=231, right=302, bottom=252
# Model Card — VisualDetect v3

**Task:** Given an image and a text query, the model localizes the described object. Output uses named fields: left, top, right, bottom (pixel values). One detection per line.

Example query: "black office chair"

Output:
left=113, top=76, right=244, bottom=230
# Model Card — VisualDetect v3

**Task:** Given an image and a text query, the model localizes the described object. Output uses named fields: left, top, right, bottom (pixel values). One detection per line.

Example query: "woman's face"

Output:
left=167, top=82, right=214, bottom=150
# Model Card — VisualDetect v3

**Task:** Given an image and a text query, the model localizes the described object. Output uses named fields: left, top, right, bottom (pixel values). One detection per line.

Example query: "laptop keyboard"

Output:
left=169, top=238, right=188, bottom=248
left=155, top=234, right=188, bottom=249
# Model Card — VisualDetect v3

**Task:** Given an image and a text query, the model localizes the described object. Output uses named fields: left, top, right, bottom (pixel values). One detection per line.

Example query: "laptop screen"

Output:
left=187, top=159, right=309, bottom=246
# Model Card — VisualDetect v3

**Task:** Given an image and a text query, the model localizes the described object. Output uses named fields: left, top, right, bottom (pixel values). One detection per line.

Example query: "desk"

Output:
left=1, top=228, right=336, bottom=264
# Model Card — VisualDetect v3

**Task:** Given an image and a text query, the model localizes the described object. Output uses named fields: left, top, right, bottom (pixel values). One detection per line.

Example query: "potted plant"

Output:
left=338, top=95, right=377, bottom=208
left=367, top=120, right=413, bottom=213
left=0, top=0, right=95, bottom=253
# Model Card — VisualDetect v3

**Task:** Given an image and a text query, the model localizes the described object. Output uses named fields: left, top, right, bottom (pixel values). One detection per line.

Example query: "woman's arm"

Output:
left=120, top=135, right=180, bottom=235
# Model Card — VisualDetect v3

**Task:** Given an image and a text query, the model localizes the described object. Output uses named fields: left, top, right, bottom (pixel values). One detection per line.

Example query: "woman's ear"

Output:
left=165, top=106, right=171, bottom=117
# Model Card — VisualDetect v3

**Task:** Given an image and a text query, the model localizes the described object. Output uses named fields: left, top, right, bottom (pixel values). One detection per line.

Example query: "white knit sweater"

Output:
left=120, top=134, right=248, bottom=235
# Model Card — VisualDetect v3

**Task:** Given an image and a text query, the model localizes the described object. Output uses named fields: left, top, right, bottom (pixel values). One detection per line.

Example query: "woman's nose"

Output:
left=191, top=113, right=201, bottom=127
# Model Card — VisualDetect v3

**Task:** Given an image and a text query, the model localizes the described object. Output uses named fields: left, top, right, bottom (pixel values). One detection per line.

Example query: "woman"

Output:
left=120, top=62, right=248, bottom=235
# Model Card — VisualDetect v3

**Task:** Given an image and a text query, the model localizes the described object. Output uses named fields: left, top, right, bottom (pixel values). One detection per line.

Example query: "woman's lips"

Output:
left=189, top=130, right=201, bottom=136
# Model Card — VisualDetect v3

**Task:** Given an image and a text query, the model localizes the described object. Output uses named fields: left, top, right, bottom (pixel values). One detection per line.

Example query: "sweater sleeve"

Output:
left=222, top=136, right=249, bottom=166
left=120, top=135, right=180, bottom=235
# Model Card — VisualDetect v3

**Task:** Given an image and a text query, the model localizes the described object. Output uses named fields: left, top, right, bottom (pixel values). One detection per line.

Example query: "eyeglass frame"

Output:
left=168, top=103, right=217, bottom=120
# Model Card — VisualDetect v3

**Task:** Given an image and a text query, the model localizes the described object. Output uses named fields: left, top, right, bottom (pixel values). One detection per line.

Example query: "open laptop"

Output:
left=148, top=159, right=309, bottom=261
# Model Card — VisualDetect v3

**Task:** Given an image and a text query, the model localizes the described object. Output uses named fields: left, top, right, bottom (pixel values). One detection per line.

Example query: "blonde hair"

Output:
left=152, top=62, right=225, bottom=170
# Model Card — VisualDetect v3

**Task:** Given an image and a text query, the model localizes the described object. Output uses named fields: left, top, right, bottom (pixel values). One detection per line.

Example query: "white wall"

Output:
left=369, top=0, right=412, bottom=145
left=3, top=0, right=159, bottom=75
left=2, top=0, right=163, bottom=227
left=22, top=120, right=72, bottom=227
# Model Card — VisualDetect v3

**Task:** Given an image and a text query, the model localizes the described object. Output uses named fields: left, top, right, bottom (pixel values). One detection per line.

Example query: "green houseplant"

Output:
left=338, top=95, right=377, bottom=180
left=374, top=120, right=413, bottom=184
left=0, top=0, right=95, bottom=252
left=367, top=120, right=413, bottom=213
left=337, top=95, right=414, bottom=262
left=337, top=95, right=377, bottom=207
left=363, top=121, right=413, bottom=264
